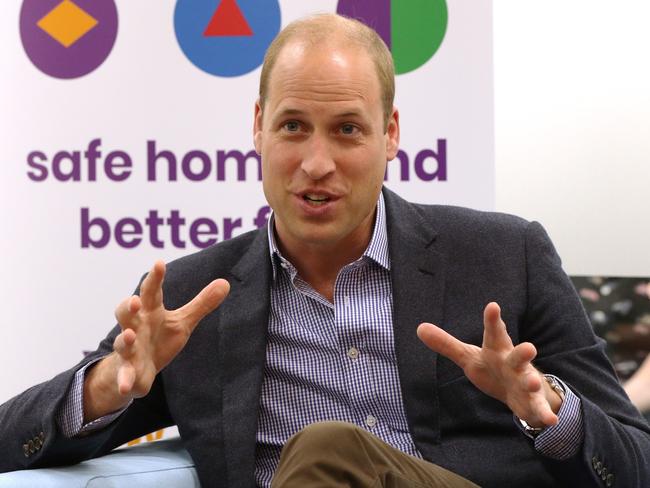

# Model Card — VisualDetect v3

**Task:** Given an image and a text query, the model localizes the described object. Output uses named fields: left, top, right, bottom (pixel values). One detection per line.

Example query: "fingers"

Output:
left=519, top=391, right=559, bottom=428
left=507, top=342, right=537, bottom=372
left=482, top=302, right=513, bottom=350
left=117, top=363, right=136, bottom=396
left=112, top=329, right=137, bottom=396
left=417, top=322, right=472, bottom=368
left=178, top=279, right=231, bottom=331
left=115, top=295, right=142, bottom=330
left=511, top=368, right=561, bottom=427
left=542, top=410, right=559, bottom=427
left=139, top=260, right=166, bottom=310
left=529, top=394, right=559, bottom=427
left=128, top=295, right=141, bottom=314
left=506, top=346, right=558, bottom=425
left=113, top=328, right=136, bottom=357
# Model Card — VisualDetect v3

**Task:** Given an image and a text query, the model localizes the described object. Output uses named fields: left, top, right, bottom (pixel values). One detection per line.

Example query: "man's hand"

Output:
left=83, top=260, right=230, bottom=422
left=417, top=302, right=562, bottom=429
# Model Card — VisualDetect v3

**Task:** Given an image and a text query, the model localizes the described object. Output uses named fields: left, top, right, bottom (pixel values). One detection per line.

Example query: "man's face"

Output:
left=254, top=41, right=399, bottom=252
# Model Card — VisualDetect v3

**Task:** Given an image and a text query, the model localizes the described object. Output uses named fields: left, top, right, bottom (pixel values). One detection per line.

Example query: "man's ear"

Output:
left=385, top=107, right=400, bottom=160
left=253, top=100, right=263, bottom=155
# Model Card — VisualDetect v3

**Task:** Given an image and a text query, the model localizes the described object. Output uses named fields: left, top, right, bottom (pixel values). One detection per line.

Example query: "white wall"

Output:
left=494, top=1, right=650, bottom=276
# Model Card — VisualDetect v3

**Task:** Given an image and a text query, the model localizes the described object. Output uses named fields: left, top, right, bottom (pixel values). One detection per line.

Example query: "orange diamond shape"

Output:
left=37, top=0, right=98, bottom=48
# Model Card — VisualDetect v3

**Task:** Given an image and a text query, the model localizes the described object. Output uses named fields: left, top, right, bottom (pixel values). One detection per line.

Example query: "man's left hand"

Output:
left=417, top=302, right=562, bottom=428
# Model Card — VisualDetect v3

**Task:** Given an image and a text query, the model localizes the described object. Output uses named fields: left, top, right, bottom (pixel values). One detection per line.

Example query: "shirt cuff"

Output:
left=56, top=358, right=132, bottom=438
left=515, top=375, right=584, bottom=460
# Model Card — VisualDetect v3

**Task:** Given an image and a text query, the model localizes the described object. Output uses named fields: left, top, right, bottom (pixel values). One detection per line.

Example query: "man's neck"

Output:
left=274, top=216, right=375, bottom=302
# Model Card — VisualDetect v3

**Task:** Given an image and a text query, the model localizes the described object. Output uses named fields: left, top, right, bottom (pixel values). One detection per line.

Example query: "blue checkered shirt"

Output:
left=58, top=194, right=584, bottom=487
left=254, top=194, right=421, bottom=486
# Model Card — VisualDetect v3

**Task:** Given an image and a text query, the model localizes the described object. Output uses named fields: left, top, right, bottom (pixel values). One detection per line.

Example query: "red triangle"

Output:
left=203, top=0, right=253, bottom=37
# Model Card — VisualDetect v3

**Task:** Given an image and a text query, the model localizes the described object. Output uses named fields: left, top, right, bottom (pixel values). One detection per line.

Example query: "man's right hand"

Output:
left=83, top=260, right=230, bottom=422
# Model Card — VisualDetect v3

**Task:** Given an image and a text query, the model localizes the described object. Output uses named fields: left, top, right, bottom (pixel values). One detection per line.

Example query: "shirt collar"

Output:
left=267, top=192, right=391, bottom=281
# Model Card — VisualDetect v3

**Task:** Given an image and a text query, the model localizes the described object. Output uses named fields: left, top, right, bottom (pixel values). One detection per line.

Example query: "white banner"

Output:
left=0, top=0, right=493, bottom=412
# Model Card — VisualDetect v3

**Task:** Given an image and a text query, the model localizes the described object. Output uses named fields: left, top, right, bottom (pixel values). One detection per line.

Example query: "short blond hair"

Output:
left=259, top=14, right=395, bottom=130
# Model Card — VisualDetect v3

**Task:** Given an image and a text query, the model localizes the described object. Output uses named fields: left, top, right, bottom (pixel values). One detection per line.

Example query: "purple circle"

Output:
left=20, top=0, right=118, bottom=79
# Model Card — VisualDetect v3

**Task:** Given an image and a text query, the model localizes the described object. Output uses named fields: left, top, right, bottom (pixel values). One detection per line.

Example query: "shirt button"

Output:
left=365, top=414, right=377, bottom=428
left=347, top=347, right=359, bottom=360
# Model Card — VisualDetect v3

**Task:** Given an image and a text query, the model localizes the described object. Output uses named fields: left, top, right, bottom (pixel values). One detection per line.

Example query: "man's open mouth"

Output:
left=303, top=194, right=330, bottom=205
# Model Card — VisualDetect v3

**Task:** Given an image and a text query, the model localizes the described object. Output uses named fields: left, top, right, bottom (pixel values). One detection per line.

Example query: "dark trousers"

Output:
left=271, top=422, right=480, bottom=488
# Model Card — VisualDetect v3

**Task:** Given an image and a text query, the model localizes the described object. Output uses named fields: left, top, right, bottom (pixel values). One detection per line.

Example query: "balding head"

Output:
left=259, top=14, right=395, bottom=130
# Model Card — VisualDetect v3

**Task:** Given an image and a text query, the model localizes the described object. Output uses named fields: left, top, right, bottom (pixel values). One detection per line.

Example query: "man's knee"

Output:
left=275, top=422, right=479, bottom=488
left=273, top=422, right=373, bottom=487
left=284, top=421, right=363, bottom=456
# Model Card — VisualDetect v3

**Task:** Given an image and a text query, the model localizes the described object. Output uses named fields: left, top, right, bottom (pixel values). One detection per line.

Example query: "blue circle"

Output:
left=174, top=0, right=281, bottom=77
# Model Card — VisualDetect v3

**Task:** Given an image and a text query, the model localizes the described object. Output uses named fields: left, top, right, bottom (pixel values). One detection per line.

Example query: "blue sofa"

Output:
left=0, top=438, right=200, bottom=487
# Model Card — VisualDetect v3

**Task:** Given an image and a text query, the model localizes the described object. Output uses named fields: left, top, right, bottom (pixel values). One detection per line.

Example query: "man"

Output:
left=1, top=14, right=649, bottom=487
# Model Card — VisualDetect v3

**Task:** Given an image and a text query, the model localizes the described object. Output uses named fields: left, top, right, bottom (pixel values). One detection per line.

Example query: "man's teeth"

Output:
left=304, top=194, right=329, bottom=203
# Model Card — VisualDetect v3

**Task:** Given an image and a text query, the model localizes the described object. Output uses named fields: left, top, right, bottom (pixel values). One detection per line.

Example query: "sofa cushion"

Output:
left=0, top=438, right=199, bottom=488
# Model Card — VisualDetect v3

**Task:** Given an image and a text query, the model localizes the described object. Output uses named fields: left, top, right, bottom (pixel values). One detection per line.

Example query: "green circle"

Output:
left=392, top=0, right=448, bottom=74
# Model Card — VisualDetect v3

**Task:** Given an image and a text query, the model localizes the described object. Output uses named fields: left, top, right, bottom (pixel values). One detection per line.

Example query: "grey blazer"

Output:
left=1, top=188, right=649, bottom=487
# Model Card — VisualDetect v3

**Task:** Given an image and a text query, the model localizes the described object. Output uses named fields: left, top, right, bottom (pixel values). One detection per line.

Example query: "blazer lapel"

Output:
left=383, top=188, right=446, bottom=448
left=217, top=228, right=271, bottom=487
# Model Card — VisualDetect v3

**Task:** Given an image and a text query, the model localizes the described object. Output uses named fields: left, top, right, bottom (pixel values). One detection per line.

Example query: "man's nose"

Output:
left=300, top=133, right=336, bottom=180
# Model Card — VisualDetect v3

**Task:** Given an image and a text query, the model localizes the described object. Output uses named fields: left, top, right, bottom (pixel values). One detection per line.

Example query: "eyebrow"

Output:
left=332, top=110, right=364, bottom=119
left=266, top=108, right=304, bottom=126
left=274, top=108, right=306, bottom=119
left=272, top=108, right=366, bottom=120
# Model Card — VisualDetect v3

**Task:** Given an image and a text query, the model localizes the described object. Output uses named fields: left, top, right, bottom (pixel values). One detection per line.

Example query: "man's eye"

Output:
left=284, top=121, right=300, bottom=132
left=340, top=124, right=358, bottom=135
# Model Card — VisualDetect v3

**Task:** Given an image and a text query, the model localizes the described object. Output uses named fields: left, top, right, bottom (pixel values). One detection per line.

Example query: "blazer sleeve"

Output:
left=523, top=221, right=650, bottom=487
left=0, top=324, right=173, bottom=473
